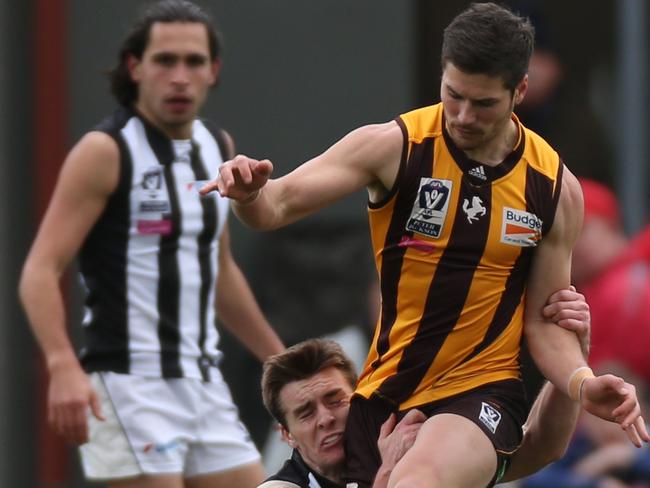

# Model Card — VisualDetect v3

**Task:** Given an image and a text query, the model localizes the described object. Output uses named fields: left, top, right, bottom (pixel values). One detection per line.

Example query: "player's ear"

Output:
left=514, top=74, right=528, bottom=105
left=127, top=54, right=142, bottom=83
left=280, top=424, right=296, bottom=448
left=209, top=57, right=221, bottom=87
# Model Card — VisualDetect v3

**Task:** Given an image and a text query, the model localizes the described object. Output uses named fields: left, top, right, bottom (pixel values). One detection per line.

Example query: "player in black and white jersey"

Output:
left=19, top=1, right=284, bottom=487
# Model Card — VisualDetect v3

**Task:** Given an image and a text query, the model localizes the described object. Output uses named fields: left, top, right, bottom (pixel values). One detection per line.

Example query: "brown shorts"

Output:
left=343, top=379, right=527, bottom=488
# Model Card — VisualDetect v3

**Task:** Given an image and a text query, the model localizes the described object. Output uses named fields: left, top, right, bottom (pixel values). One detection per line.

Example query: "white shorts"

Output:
left=79, top=369, right=260, bottom=480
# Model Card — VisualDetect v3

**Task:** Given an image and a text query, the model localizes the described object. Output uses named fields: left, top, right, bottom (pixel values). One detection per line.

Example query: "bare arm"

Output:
left=503, top=287, right=589, bottom=481
left=18, top=131, right=118, bottom=444
left=200, top=121, right=404, bottom=230
left=524, top=169, right=648, bottom=446
left=524, top=169, right=586, bottom=394
left=216, top=223, right=284, bottom=361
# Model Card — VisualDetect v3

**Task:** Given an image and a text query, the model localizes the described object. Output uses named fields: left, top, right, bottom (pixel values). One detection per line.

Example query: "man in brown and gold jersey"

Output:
left=201, top=3, right=649, bottom=488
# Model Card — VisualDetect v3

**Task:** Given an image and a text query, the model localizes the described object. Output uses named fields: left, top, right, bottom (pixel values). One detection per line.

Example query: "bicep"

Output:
left=525, top=168, right=584, bottom=324
left=25, top=132, right=119, bottom=273
left=270, top=121, right=403, bottom=219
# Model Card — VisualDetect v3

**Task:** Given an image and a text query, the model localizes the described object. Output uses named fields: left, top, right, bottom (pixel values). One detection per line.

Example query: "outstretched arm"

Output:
left=18, top=132, right=117, bottom=444
left=200, top=121, right=404, bottom=230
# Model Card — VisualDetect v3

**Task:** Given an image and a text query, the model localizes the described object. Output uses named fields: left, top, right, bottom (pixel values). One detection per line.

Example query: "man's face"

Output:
left=440, top=62, right=525, bottom=153
left=129, top=21, right=219, bottom=138
left=279, top=368, right=353, bottom=482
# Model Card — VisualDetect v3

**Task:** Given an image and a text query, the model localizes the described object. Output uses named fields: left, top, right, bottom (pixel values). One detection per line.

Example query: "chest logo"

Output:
left=137, top=166, right=170, bottom=213
left=462, top=196, right=486, bottom=223
left=406, top=178, right=453, bottom=238
left=468, top=165, right=487, bottom=181
left=501, top=207, right=543, bottom=247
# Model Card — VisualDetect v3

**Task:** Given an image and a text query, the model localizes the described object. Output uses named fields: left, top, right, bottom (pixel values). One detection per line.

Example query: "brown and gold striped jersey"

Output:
left=355, top=103, right=563, bottom=410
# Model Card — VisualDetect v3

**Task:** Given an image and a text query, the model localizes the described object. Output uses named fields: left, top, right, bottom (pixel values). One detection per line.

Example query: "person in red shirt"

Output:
left=573, top=178, right=650, bottom=381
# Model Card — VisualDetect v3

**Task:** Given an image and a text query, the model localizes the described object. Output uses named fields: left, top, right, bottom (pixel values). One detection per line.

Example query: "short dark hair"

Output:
left=108, top=0, right=221, bottom=107
left=261, top=339, right=357, bottom=427
left=441, top=2, right=534, bottom=92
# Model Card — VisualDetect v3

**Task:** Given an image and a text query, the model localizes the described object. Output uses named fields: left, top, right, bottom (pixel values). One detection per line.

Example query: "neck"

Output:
left=134, top=102, right=193, bottom=140
left=312, top=458, right=343, bottom=485
left=463, top=118, right=518, bottom=167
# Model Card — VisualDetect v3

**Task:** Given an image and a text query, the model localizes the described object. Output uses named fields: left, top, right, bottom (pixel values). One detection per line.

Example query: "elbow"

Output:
left=532, top=434, right=570, bottom=469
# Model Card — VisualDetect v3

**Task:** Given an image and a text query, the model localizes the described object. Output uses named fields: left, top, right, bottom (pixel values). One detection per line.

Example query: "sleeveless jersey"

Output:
left=79, top=108, right=230, bottom=381
left=356, top=103, right=563, bottom=409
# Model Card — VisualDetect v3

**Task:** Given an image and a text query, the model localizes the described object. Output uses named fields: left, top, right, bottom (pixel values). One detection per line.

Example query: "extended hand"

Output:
left=581, top=374, right=650, bottom=447
left=48, top=363, right=104, bottom=445
left=543, top=286, right=590, bottom=358
left=377, top=409, right=427, bottom=470
left=199, top=154, right=273, bottom=203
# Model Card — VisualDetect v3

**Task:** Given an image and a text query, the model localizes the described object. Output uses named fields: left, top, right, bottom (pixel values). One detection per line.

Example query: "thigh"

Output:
left=388, top=413, right=497, bottom=488
left=80, top=372, right=189, bottom=481
left=184, top=367, right=261, bottom=477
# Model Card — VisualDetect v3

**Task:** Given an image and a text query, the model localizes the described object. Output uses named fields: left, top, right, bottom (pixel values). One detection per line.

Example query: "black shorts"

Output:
left=343, top=379, right=527, bottom=488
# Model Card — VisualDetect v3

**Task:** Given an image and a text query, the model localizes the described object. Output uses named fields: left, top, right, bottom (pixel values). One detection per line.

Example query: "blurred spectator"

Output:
left=513, top=1, right=615, bottom=184
left=572, top=179, right=650, bottom=383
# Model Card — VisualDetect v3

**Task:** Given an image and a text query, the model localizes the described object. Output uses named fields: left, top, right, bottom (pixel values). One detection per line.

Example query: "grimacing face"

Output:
left=279, top=368, right=354, bottom=482
left=441, top=62, right=526, bottom=156
left=128, top=21, right=219, bottom=139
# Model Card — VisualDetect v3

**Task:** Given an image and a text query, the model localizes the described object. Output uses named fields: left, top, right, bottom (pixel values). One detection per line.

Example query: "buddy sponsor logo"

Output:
left=501, top=207, right=542, bottom=247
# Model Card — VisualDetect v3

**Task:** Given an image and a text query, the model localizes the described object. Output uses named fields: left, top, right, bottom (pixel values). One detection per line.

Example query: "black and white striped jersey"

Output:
left=79, top=108, right=230, bottom=381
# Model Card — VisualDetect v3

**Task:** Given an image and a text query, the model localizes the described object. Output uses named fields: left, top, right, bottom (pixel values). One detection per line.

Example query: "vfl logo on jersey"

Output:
left=406, top=178, right=452, bottom=238
left=479, top=402, right=501, bottom=434
left=462, top=196, right=486, bottom=223
left=137, top=166, right=170, bottom=213
left=501, top=207, right=542, bottom=247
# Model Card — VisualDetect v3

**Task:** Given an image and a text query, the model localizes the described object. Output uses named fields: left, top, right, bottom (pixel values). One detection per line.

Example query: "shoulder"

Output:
left=94, top=107, right=134, bottom=137
left=521, top=125, right=562, bottom=179
left=397, top=103, right=443, bottom=142
left=60, top=131, right=121, bottom=196
left=547, top=166, right=583, bottom=244
left=70, top=131, right=121, bottom=170
left=352, top=121, right=402, bottom=146
left=557, top=167, right=583, bottom=212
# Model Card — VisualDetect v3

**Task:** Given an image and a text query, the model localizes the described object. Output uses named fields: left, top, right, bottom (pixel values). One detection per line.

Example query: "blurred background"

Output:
left=1, top=0, right=648, bottom=487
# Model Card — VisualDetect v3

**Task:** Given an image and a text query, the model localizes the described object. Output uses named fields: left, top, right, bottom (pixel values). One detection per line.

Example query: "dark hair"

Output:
left=441, top=2, right=534, bottom=92
left=261, top=339, right=357, bottom=427
left=108, top=0, right=221, bottom=107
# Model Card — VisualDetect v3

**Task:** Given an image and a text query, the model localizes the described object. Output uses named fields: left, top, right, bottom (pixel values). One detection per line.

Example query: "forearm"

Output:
left=216, top=261, right=284, bottom=361
left=19, top=263, right=79, bottom=371
left=372, top=465, right=392, bottom=488
left=525, top=319, right=588, bottom=397
left=232, top=179, right=293, bottom=231
left=503, top=382, right=580, bottom=481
